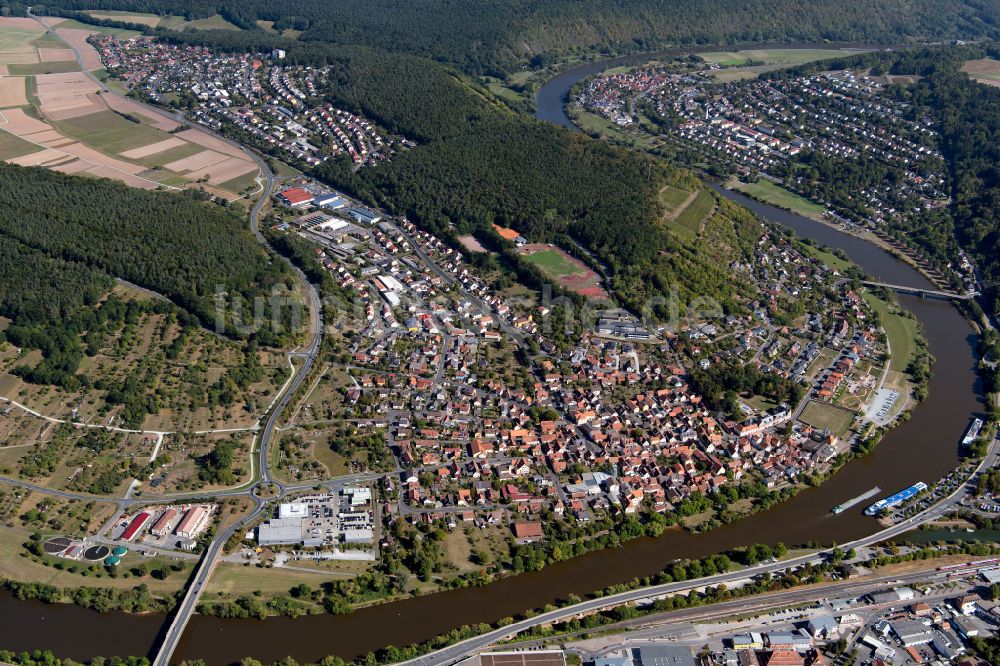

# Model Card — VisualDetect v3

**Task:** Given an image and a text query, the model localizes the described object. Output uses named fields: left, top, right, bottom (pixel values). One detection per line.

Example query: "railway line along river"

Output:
left=0, top=48, right=985, bottom=666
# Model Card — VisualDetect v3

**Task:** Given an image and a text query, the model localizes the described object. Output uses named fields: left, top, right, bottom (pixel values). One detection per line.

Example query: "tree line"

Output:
left=33, top=0, right=1000, bottom=75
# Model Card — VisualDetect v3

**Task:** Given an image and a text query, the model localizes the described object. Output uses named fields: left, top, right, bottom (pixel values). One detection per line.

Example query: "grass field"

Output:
left=799, top=243, right=853, bottom=273
left=671, top=188, right=714, bottom=239
left=206, top=561, right=350, bottom=599
left=219, top=169, right=262, bottom=196
left=54, top=110, right=168, bottom=153
left=0, top=26, right=38, bottom=50
left=799, top=400, right=856, bottom=436
left=732, top=179, right=826, bottom=218
left=864, top=292, right=919, bottom=373
left=523, top=248, right=585, bottom=277
left=701, top=48, right=859, bottom=67
left=8, top=61, right=80, bottom=75
left=47, top=18, right=141, bottom=39
left=658, top=184, right=694, bottom=216
left=962, top=58, right=1000, bottom=87
left=176, top=15, right=241, bottom=31
left=31, top=32, right=67, bottom=49
left=0, top=131, right=41, bottom=160
left=84, top=10, right=163, bottom=27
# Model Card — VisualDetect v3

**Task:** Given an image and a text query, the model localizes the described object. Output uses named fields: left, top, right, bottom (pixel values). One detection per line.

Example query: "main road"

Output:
left=19, top=13, right=331, bottom=665
left=151, top=137, right=324, bottom=666
left=397, top=433, right=1000, bottom=666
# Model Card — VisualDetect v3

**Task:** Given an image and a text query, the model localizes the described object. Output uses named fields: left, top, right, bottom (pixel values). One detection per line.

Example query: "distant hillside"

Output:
left=31, top=0, right=1000, bottom=74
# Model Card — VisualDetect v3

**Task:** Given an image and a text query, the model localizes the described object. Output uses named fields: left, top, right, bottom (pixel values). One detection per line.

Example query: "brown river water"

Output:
left=0, top=49, right=984, bottom=666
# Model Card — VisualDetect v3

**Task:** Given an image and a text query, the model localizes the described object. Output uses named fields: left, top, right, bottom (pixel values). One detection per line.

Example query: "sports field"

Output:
left=523, top=248, right=584, bottom=276
left=798, top=400, right=856, bottom=436
left=520, top=243, right=609, bottom=300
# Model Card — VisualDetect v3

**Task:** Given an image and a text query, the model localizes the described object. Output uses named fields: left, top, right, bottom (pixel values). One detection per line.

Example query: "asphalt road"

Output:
left=16, top=19, right=329, bottom=664
left=520, top=563, right=964, bottom=656
left=13, top=15, right=998, bottom=666
left=398, top=434, right=1000, bottom=666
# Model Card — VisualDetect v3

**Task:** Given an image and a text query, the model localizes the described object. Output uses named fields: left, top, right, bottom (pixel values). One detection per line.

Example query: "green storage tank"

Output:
left=104, top=555, right=121, bottom=566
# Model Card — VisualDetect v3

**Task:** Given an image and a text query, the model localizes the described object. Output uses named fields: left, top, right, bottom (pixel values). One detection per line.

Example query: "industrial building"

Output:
left=638, top=645, right=697, bottom=666
left=150, top=508, right=177, bottom=537
left=257, top=517, right=305, bottom=546
left=121, top=512, right=151, bottom=541
left=276, top=187, right=313, bottom=207
left=176, top=505, right=210, bottom=539
left=279, top=503, right=309, bottom=519
left=342, top=527, right=374, bottom=544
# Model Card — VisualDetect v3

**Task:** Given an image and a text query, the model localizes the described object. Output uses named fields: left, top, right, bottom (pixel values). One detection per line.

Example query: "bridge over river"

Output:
left=861, top=280, right=977, bottom=300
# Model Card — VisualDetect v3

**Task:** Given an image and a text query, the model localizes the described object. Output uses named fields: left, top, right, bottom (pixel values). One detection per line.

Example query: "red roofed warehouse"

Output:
left=121, top=511, right=151, bottom=541
left=513, top=521, right=543, bottom=544
left=276, top=187, right=313, bottom=208
left=176, top=505, right=210, bottom=539
left=150, top=508, right=177, bottom=537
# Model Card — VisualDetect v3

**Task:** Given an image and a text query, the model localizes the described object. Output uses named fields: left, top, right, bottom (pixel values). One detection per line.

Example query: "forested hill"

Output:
left=31, top=0, right=1000, bottom=74
left=246, top=47, right=761, bottom=317
left=0, top=163, right=295, bottom=345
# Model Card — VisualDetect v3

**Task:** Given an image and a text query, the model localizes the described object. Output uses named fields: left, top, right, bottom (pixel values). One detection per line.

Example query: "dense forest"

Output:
left=0, top=164, right=296, bottom=344
left=31, top=0, right=1000, bottom=74
left=0, top=164, right=301, bottom=402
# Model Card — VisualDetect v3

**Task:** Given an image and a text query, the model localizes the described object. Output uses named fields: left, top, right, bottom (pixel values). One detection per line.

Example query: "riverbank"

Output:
left=0, top=44, right=986, bottom=666
left=723, top=178, right=952, bottom=290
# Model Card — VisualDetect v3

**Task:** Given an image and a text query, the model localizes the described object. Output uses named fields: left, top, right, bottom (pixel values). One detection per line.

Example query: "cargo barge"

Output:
left=832, top=486, right=881, bottom=514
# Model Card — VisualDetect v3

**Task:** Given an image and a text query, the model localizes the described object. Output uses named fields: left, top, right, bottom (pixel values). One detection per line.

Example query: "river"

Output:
left=0, top=48, right=984, bottom=666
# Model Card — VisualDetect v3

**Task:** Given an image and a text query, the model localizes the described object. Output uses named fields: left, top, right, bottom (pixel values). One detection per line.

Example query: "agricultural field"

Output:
left=962, top=58, right=1000, bottom=88
left=0, top=69, right=259, bottom=196
left=520, top=243, right=609, bottom=300
left=0, top=18, right=78, bottom=74
left=0, top=17, right=258, bottom=197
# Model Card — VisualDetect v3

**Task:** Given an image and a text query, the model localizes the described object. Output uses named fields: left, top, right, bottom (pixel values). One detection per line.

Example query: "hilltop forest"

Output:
left=0, top=163, right=299, bottom=394
left=29, top=0, right=1000, bottom=74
